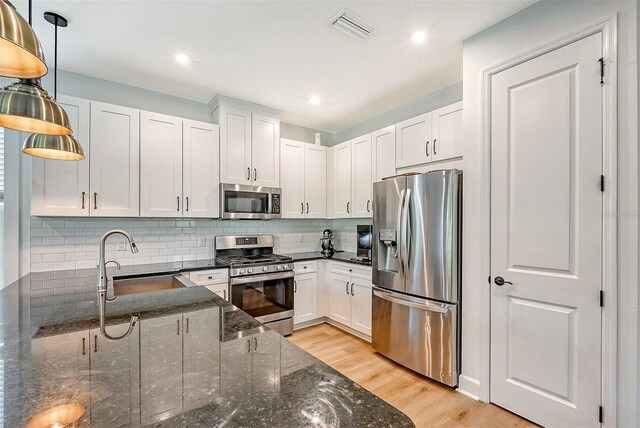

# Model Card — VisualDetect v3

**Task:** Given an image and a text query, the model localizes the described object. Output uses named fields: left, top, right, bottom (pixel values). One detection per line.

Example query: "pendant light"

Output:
left=0, top=0, right=72, bottom=135
left=22, top=11, right=84, bottom=160
left=0, top=0, right=47, bottom=78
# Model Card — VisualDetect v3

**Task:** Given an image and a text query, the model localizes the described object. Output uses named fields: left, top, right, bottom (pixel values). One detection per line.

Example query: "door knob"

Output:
left=494, top=276, right=513, bottom=286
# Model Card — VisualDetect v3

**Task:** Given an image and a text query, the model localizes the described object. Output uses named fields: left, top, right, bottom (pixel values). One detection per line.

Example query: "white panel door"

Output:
left=280, top=139, right=305, bottom=218
left=183, top=308, right=220, bottom=411
left=395, top=112, right=431, bottom=168
left=304, top=144, right=327, bottom=218
left=31, top=95, right=90, bottom=216
left=329, top=273, right=351, bottom=325
left=219, top=106, right=251, bottom=185
left=183, top=120, right=220, bottom=218
left=331, top=141, right=352, bottom=218
left=372, top=125, right=396, bottom=182
left=490, top=33, right=602, bottom=428
left=431, top=102, right=463, bottom=162
left=351, top=134, right=373, bottom=218
left=251, top=113, right=280, bottom=187
left=140, top=314, right=183, bottom=425
left=294, top=273, right=318, bottom=324
left=350, top=277, right=372, bottom=336
left=89, top=102, right=140, bottom=217
left=140, top=111, right=183, bottom=217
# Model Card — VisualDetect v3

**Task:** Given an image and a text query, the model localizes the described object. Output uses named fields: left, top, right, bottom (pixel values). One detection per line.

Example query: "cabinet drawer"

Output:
left=189, top=269, right=228, bottom=285
left=205, top=283, right=229, bottom=301
left=331, top=262, right=371, bottom=280
left=294, top=261, right=317, bottom=274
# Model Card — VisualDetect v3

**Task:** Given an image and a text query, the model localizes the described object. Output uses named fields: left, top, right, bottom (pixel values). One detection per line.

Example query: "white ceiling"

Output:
left=18, top=0, right=534, bottom=133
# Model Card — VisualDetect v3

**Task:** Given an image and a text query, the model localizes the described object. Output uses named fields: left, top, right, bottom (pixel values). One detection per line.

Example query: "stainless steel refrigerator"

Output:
left=372, top=169, right=462, bottom=387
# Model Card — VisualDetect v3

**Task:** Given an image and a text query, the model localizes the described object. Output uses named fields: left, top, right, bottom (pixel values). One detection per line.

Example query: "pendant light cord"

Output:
left=28, top=0, right=32, bottom=25
left=54, top=17, right=57, bottom=99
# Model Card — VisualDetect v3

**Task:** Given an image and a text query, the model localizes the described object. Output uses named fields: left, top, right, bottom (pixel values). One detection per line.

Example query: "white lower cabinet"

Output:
left=349, top=278, right=373, bottom=336
left=294, top=272, right=318, bottom=324
left=329, top=273, right=352, bottom=325
left=188, top=269, right=229, bottom=301
left=328, top=263, right=372, bottom=336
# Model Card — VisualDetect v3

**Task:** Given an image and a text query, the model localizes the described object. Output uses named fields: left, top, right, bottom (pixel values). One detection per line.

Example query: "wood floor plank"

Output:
left=288, top=324, right=538, bottom=428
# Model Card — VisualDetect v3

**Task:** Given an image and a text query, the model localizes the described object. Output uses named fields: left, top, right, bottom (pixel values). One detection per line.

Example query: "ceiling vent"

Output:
left=328, top=9, right=375, bottom=41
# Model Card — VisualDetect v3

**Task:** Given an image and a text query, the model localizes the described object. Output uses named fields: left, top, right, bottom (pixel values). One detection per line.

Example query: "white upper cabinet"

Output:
left=304, top=144, right=327, bottom=218
left=251, top=113, right=280, bottom=187
left=351, top=134, right=373, bottom=218
left=32, top=95, right=90, bottom=216
left=280, top=139, right=305, bottom=218
left=89, top=101, right=140, bottom=217
left=431, top=101, right=463, bottom=162
left=183, top=120, right=220, bottom=218
left=140, top=111, right=183, bottom=218
left=372, top=125, right=396, bottom=182
left=212, top=96, right=280, bottom=187
left=396, top=112, right=432, bottom=168
left=281, top=139, right=327, bottom=219
left=330, top=141, right=352, bottom=218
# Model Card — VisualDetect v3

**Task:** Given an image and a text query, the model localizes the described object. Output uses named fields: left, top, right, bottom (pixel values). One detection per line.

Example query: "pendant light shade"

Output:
left=22, top=133, right=84, bottom=160
left=0, top=0, right=47, bottom=78
left=0, top=78, right=72, bottom=135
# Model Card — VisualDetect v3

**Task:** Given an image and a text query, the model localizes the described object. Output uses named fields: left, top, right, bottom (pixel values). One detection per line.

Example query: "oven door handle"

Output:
left=230, top=271, right=294, bottom=285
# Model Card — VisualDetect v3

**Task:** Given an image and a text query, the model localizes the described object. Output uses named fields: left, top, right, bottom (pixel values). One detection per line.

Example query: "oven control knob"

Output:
left=247, top=268, right=253, bottom=274
left=239, top=269, right=246, bottom=275
left=277, top=265, right=282, bottom=271
left=283, top=264, right=289, bottom=270
left=262, top=266, right=269, bottom=272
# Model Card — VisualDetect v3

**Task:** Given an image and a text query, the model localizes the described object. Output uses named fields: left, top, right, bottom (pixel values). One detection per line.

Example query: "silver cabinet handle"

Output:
left=254, top=337, right=258, bottom=351
left=347, top=202, right=350, bottom=214
left=223, top=289, right=227, bottom=300
left=366, top=200, right=370, bottom=212
left=186, top=318, right=189, bottom=333
left=177, top=196, right=180, bottom=212
left=433, top=138, right=437, bottom=155
left=301, top=202, right=304, bottom=214
left=177, top=319, right=180, bottom=335
left=81, top=192, right=86, bottom=210
left=186, top=197, right=189, bottom=212
left=94, top=335, right=98, bottom=352
left=294, top=280, right=297, bottom=293
left=306, top=203, right=309, bottom=214
left=94, top=192, right=98, bottom=210
left=82, top=337, right=86, bottom=355
left=351, top=282, right=354, bottom=296
left=426, top=141, right=430, bottom=157
left=345, top=281, right=350, bottom=294
left=247, top=339, right=251, bottom=352
left=247, top=167, right=250, bottom=180
left=253, top=168, right=257, bottom=181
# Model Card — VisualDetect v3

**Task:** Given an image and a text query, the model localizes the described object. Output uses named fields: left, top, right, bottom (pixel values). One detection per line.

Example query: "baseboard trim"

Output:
left=457, top=374, right=482, bottom=401
left=294, top=317, right=371, bottom=342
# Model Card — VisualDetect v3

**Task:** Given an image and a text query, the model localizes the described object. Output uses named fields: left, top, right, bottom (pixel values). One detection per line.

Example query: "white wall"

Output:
left=461, top=1, right=637, bottom=426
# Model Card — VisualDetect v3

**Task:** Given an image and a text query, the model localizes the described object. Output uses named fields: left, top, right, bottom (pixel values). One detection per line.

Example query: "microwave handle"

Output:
left=268, top=193, right=273, bottom=214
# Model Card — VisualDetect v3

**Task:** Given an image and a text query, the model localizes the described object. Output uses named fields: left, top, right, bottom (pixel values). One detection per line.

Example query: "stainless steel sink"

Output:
left=112, top=274, right=187, bottom=296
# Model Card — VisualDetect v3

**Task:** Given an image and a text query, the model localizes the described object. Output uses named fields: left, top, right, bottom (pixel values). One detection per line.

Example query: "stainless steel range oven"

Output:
left=215, top=235, right=294, bottom=335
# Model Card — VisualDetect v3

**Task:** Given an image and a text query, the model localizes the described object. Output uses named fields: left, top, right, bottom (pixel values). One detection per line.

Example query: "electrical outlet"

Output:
left=197, top=236, right=206, bottom=247
left=116, top=240, right=126, bottom=251
left=298, top=234, right=304, bottom=243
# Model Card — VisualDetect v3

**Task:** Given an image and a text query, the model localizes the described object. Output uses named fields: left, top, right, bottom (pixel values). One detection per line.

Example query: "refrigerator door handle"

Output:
left=395, top=189, right=406, bottom=270
left=373, top=288, right=450, bottom=314
left=401, top=188, right=411, bottom=276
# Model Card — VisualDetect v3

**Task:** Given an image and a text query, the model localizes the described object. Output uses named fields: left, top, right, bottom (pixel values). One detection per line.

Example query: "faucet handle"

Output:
left=105, top=260, right=121, bottom=270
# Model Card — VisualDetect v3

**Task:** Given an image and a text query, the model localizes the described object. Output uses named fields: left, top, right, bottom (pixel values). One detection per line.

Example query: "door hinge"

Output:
left=600, top=175, right=605, bottom=192
left=598, top=405, right=604, bottom=423
left=598, top=57, right=605, bottom=85
left=600, top=290, right=604, bottom=308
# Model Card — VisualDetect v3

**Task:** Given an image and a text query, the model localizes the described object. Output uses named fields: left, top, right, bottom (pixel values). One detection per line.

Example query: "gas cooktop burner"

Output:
left=215, top=253, right=293, bottom=266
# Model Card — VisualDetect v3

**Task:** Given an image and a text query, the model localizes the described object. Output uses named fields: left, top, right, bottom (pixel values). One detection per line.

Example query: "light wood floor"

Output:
left=288, top=323, right=537, bottom=428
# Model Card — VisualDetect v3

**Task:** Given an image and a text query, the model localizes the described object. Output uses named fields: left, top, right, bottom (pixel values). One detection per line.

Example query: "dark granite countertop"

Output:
left=285, top=251, right=373, bottom=266
left=0, top=268, right=412, bottom=427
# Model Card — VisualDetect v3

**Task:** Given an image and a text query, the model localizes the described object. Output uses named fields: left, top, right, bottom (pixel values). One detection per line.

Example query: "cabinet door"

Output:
left=350, top=278, right=372, bottom=336
left=372, top=125, right=396, bottom=182
left=220, top=337, right=252, bottom=399
left=30, top=331, right=91, bottom=425
left=395, top=112, right=432, bottom=168
left=31, top=95, right=90, bottom=216
left=89, top=102, right=140, bottom=217
left=431, top=102, right=463, bottom=162
left=140, top=314, right=183, bottom=425
left=251, top=113, right=280, bottom=187
left=183, top=120, right=220, bottom=218
left=329, top=273, right=351, bottom=325
left=205, top=283, right=229, bottom=301
left=280, top=139, right=305, bottom=218
left=219, top=106, right=251, bottom=185
left=89, top=323, right=140, bottom=427
left=331, top=141, right=352, bottom=218
left=183, top=308, right=220, bottom=411
left=351, top=134, right=373, bottom=218
left=304, top=144, right=327, bottom=218
left=140, top=111, right=183, bottom=217
left=251, top=332, right=281, bottom=401
left=294, top=273, right=318, bottom=324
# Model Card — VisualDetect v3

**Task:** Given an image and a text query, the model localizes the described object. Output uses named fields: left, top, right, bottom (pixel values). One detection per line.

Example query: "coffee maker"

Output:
left=320, top=229, right=335, bottom=256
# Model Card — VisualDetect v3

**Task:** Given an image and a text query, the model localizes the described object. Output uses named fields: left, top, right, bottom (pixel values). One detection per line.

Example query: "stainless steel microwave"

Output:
left=220, top=184, right=282, bottom=220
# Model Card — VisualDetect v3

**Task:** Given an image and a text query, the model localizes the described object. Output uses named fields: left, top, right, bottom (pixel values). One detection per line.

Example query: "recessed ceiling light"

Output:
left=309, top=96, right=320, bottom=105
left=411, top=31, right=427, bottom=44
left=175, top=53, right=191, bottom=64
